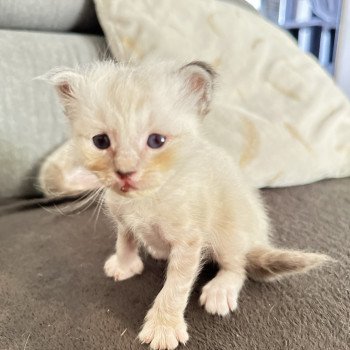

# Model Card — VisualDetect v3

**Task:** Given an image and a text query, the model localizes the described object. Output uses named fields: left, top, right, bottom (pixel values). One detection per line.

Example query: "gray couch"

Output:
left=0, top=0, right=106, bottom=198
left=0, top=1, right=349, bottom=350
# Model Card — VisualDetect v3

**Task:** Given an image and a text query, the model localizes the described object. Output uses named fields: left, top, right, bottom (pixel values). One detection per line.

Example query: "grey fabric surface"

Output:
left=0, top=0, right=101, bottom=33
left=0, top=178, right=348, bottom=350
left=0, top=29, right=107, bottom=199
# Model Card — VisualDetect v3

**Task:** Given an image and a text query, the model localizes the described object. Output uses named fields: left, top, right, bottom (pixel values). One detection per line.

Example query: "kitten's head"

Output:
left=46, top=60, right=216, bottom=198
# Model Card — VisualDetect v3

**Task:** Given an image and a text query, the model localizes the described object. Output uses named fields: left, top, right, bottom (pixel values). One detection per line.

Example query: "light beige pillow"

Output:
left=94, top=0, right=350, bottom=187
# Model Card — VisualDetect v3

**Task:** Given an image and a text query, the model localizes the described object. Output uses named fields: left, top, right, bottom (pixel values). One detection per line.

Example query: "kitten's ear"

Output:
left=178, top=61, right=216, bottom=116
left=39, top=67, right=82, bottom=106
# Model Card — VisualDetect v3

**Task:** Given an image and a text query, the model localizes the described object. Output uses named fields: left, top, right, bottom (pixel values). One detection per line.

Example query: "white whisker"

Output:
left=40, top=187, right=106, bottom=217
left=92, top=188, right=106, bottom=233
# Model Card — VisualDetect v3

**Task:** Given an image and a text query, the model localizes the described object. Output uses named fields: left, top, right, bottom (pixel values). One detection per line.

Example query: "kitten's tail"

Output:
left=246, top=246, right=331, bottom=282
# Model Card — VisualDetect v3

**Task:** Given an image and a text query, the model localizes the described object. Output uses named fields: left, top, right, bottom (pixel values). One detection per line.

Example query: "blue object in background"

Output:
left=257, top=0, right=343, bottom=74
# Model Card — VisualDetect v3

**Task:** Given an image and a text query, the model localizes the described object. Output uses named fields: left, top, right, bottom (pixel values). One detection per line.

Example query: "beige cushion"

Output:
left=94, top=0, right=350, bottom=187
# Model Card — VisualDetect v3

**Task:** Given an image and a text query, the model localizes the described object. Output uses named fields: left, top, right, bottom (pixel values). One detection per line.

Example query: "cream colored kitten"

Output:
left=42, top=61, right=328, bottom=350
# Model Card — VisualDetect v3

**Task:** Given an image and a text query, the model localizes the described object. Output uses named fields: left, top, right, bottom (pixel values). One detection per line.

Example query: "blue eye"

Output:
left=147, top=134, right=166, bottom=149
left=92, top=134, right=110, bottom=149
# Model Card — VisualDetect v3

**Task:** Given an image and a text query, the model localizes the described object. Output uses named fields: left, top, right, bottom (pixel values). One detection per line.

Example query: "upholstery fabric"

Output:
left=95, top=0, right=350, bottom=188
left=0, top=29, right=107, bottom=198
left=0, top=0, right=100, bottom=33
left=0, top=178, right=348, bottom=349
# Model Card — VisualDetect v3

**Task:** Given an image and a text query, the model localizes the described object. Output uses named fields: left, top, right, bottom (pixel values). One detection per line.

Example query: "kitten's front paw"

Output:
left=104, top=254, right=144, bottom=281
left=199, top=277, right=240, bottom=316
left=138, top=312, right=188, bottom=350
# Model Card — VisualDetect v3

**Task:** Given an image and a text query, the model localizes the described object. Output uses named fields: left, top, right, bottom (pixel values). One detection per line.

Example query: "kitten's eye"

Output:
left=92, top=134, right=110, bottom=150
left=147, top=134, right=166, bottom=149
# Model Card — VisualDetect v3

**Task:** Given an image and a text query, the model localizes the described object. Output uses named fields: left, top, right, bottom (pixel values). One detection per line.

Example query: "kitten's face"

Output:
left=48, top=61, right=215, bottom=198
left=71, top=88, right=194, bottom=198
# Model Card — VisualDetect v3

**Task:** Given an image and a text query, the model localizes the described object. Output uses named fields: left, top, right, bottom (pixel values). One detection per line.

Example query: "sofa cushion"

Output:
left=0, top=178, right=348, bottom=349
left=0, top=0, right=100, bottom=33
left=0, top=30, right=107, bottom=198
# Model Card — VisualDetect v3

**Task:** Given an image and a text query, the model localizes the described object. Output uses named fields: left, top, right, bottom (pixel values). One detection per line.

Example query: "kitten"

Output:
left=43, top=60, right=329, bottom=350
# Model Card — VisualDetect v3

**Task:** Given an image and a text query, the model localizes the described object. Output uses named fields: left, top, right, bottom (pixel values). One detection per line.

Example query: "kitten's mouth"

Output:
left=119, top=179, right=137, bottom=193
left=120, top=183, right=136, bottom=193
left=109, top=176, right=139, bottom=195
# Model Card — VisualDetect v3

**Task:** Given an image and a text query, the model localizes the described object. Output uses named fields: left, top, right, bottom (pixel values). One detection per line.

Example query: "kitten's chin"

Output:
left=111, top=184, right=160, bottom=199
left=116, top=189, right=140, bottom=198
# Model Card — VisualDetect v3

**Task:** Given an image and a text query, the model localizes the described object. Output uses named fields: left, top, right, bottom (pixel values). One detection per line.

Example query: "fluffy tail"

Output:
left=246, top=246, right=331, bottom=282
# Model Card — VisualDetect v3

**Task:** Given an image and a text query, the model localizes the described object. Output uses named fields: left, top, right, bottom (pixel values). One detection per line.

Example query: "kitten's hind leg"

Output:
left=104, top=228, right=144, bottom=281
left=39, top=141, right=101, bottom=197
left=200, top=253, right=246, bottom=316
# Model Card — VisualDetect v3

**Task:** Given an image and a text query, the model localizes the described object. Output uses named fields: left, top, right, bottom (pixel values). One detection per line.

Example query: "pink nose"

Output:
left=116, top=170, right=136, bottom=180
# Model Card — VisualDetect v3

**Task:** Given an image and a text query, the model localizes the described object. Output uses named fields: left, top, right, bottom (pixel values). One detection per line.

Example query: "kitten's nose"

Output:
left=116, top=170, right=136, bottom=180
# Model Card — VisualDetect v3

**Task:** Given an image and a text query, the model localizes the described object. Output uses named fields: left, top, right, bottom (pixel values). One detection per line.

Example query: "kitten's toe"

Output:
left=175, top=326, right=189, bottom=344
left=103, top=254, right=144, bottom=281
left=200, top=278, right=239, bottom=316
left=138, top=312, right=188, bottom=350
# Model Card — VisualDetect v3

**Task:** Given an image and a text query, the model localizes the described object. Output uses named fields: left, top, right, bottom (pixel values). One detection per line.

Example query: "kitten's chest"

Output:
left=118, top=204, right=171, bottom=253
left=118, top=203, right=155, bottom=229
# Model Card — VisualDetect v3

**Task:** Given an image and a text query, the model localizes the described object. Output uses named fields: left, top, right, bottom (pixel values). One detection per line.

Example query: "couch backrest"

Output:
left=0, top=31, right=107, bottom=199
left=0, top=0, right=101, bottom=34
